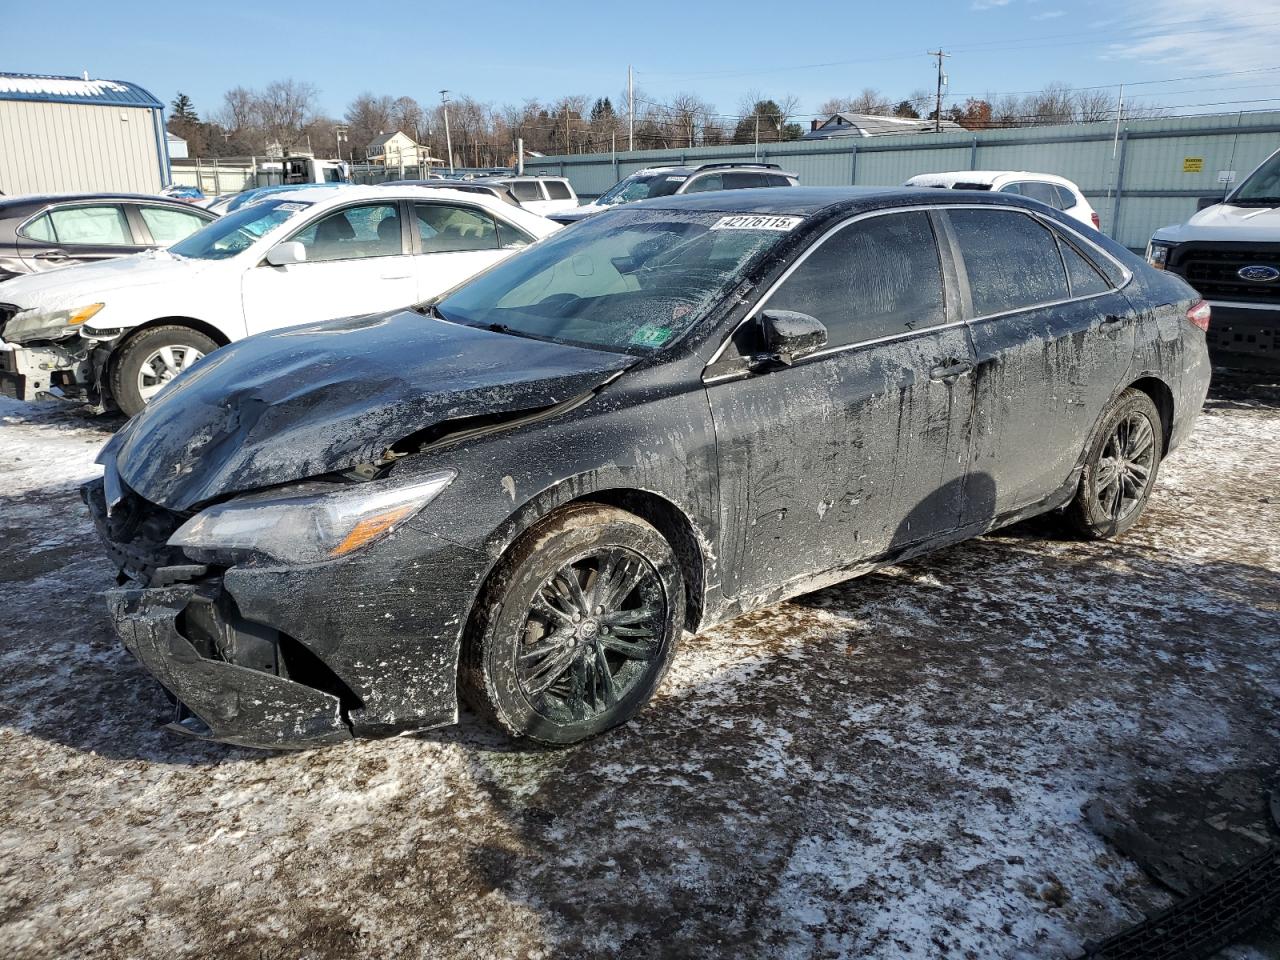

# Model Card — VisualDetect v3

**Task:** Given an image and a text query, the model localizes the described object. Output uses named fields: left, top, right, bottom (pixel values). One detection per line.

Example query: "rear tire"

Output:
left=461, top=504, right=684, bottom=745
left=109, top=325, right=218, bottom=418
left=1065, top=389, right=1163, bottom=539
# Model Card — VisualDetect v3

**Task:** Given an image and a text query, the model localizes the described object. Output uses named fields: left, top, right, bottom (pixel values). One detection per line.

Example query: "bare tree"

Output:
left=344, top=93, right=396, bottom=158
left=820, top=88, right=893, bottom=116
left=1075, top=88, right=1115, bottom=123
left=255, top=79, right=318, bottom=153
left=390, top=96, right=425, bottom=141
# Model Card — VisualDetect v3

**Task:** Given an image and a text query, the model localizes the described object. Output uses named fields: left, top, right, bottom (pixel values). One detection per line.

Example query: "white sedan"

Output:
left=0, top=185, right=558, bottom=416
left=904, top=170, right=1101, bottom=230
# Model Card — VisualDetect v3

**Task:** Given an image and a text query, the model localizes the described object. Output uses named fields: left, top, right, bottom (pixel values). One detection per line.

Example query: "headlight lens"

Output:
left=168, top=470, right=455, bottom=565
left=1145, top=240, right=1174, bottom=270
left=8, top=302, right=105, bottom=341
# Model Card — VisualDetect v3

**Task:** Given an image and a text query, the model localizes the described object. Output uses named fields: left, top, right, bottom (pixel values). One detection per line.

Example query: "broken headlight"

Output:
left=7, top=302, right=105, bottom=341
left=168, top=470, right=456, bottom=565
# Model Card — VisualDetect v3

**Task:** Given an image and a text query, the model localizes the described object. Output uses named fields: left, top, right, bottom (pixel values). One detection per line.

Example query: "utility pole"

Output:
left=564, top=103, right=570, bottom=155
left=754, top=113, right=760, bottom=161
left=334, top=124, right=348, bottom=162
left=929, top=49, right=949, bottom=133
left=440, top=90, right=454, bottom=174
left=627, top=65, right=635, bottom=152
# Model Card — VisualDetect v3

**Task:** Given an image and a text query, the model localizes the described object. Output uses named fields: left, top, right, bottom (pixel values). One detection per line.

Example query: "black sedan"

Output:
left=84, top=187, right=1211, bottom=749
left=0, top=193, right=216, bottom=281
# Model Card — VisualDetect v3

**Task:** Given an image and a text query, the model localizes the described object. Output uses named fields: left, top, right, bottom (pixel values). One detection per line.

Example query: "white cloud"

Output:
left=1107, top=0, right=1280, bottom=74
left=1033, top=9, right=1066, bottom=19
left=971, top=0, right=1013, bottom=9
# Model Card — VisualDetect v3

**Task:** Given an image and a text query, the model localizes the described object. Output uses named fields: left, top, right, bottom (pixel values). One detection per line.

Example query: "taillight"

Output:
left=1186, top=299, right=1211, bottom=332
left=1091, top=211, right=1101, bottom=229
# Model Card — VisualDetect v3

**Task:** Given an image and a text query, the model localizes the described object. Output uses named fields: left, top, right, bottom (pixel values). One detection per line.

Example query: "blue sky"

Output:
left=3, top=0, right=1279, bottom=121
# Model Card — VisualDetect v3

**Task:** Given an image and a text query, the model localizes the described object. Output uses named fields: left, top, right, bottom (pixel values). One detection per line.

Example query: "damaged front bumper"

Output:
left=107, top=584, right=353, bottom=749
left=85, top=475, right=489, bottom=750
left=0, top=337, right=99, bottom=403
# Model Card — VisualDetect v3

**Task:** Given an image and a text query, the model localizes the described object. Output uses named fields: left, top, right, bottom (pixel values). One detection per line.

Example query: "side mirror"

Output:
left=759, top=310, right=828, bottom=366
left=265, top=241, right=307, bottom=266
left=1196, top=196, right=1223, bottom=211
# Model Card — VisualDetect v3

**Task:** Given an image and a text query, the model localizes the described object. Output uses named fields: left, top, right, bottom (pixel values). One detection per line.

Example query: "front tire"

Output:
left=109, top=325, right=218, bottom=417
left=461, top=504, right=684, bottom=745
left=1065, top=388, right=1163, bottom=539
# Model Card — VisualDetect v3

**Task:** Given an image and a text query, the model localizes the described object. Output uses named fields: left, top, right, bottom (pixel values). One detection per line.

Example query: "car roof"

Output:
left=265, top=183, right=531, bottom=210
left=631, top=185, right=1053, bottom=218
left=906, top=170, right=1076, bottom=188
left=628, top=163, right=796, bottom=177
left=0, top=192, right=207, bottom=213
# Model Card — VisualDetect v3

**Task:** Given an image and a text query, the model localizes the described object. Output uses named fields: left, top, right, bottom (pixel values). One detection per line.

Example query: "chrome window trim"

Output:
left=703, top=201, right=1133, bottom=377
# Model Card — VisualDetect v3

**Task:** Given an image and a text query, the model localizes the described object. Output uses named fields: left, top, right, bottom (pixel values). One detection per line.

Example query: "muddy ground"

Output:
left=1, top=375, right=1278, bottom=960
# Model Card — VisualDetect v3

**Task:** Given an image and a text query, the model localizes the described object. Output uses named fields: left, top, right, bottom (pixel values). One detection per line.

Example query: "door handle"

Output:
left=33, top=250, right=69, bottom=261
left=929, top=359, right=973, bottom=381
left=380, top=273, right=412, bottom=280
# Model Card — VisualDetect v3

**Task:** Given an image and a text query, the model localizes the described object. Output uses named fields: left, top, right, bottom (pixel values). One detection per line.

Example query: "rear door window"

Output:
left=764, top=174, right=793, bottom=187
left=415, top=202, right=500, bottom=252
left=510, top=181, right=542, bottom=202
left=723, top=172, right=767, bottom=189
left=42, top=205, right=133, bottom=245
left=948, top=208, right=1071, bottom=316
left=544, top=180, right=573, bottom=200
left=138, top=205, right=209, bottom=245
left=762, top=210, right=946, bottom=348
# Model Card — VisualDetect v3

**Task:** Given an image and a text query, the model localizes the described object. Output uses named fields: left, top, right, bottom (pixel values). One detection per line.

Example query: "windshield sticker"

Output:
left=630, top=324, right=674, bottom=348
left=276, top=202, right=308, bottom=213
left=710, top=214, right=803, bottom=232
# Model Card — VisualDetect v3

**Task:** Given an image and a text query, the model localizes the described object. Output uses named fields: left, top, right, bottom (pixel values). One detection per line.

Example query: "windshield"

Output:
left=596, top=173, right=688, bottom=207
left=434, top=209, right=797, bottom=353
left=1231, top=150, right=1280, bottom=203
left=169, top=198, right=312, bottom=260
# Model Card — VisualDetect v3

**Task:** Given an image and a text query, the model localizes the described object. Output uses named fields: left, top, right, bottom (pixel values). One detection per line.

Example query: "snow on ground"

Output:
left=0, top=385, right=1278, bottom=960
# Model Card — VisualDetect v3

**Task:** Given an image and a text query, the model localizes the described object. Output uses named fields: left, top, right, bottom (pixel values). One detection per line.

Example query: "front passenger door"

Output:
left=704, top=210, right=976, bottom=603
left=241, top=201, right=416, bottom=336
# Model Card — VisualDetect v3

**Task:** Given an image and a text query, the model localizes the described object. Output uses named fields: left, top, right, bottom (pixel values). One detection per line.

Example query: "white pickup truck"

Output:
left=1146, top=146, right=1280, bottom=368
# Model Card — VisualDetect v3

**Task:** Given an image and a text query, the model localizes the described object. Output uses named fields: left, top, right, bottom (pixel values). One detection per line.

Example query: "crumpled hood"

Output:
left=1155, top=202, right=1280, bottom=243
left=107, top=308, right=635, bottom=510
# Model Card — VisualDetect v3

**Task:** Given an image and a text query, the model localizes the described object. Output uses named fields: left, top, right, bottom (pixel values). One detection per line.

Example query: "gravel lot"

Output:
left=1, top=375, right=1278, bottom=960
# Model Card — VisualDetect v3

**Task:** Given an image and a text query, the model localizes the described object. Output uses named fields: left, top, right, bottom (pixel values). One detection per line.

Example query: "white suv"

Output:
left=485, top=176, right=579, bottom=216
left=0, top=185, right=558, bottom=416
left=904, top=170, right=1100, bottom=230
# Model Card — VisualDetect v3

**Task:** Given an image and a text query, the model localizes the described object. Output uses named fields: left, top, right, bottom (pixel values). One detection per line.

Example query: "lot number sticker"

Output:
left=1182, top=157, right=1204, bottom=173
left=710, top=215, right=804, bottom=232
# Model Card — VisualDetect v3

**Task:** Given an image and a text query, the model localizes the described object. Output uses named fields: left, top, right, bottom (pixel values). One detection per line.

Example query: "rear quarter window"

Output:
left=544, top=181, right=573, bottom=200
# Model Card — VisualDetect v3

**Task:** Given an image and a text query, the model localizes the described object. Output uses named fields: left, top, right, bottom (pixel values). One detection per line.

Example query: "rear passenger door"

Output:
left=19, top=203, right=143, bottom=272
left=412, top=201, right=534, bottom=301
left=945, top=206, right=1136, bottom=524
left=704, top=210, right=976, bottom=601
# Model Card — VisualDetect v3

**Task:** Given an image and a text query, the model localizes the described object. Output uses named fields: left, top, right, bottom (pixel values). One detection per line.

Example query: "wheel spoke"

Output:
left=592, top=641, right=619, bottom=708
left=522, top=644, right=580, bottom=698
left=599, top=633, right=656, bottom=660
left=601, top=602, right=661, bottom=626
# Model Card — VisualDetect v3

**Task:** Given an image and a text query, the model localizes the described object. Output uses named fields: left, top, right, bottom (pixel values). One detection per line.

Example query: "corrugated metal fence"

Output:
left=526, top=111, right=1280, bottom=250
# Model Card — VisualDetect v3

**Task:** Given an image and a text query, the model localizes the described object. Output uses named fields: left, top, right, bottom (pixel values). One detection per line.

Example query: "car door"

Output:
left=411, top=200, right=533, bottom=302
left=703, top=209, right=977, bottom=602
left=18, top=203, right=143, bottom=272
left=508, top=180, right=551, bottom=215
left=945, top=206, right=1136, bottom=524
left=241, top=201, right=417, bottom=336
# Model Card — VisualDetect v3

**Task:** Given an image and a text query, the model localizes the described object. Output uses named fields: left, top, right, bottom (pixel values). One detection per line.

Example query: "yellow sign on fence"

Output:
left=1183, top=157, right=1205, bottom=173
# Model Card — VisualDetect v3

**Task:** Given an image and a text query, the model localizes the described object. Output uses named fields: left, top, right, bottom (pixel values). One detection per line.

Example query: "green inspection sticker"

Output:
left=630, top=324, right=673, bottom=347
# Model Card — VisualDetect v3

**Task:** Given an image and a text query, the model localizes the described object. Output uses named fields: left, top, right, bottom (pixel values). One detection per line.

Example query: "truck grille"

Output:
left=1169, top=245, right=1280, bottom=304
